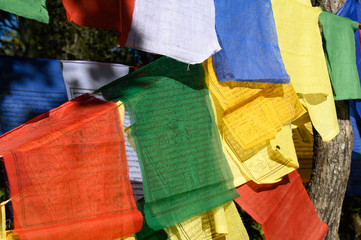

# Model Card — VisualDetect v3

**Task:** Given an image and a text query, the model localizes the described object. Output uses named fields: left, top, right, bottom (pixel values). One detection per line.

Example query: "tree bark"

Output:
left=308, top=101, right=353, bottom=240
left=307, top=2, right=352, bottom=239
left=311, top=0, right=346, bottom=13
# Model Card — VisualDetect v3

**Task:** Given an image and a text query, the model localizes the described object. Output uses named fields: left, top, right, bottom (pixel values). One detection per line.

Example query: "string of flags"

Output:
left=0, top=0, right=361, bottom=239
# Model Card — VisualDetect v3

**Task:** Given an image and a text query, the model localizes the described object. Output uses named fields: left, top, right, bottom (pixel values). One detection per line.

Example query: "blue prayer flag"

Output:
left=0, top=55, right=68, bottom=135
left=337, top=0, right=361, bottom=194
left=213, top=0, right=290, bottom=84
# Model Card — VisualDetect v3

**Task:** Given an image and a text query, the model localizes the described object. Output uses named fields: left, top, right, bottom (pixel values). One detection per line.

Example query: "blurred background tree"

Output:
left=0, top=0, right=157, bottom=65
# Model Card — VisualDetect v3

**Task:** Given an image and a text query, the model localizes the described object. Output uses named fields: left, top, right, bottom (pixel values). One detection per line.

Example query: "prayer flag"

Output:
left=204, top=57, right=303, bottom=186
left=60, top=60, right=144, bottom=198
left=125, top=0, right=220, bottom=64
left=118, top=103, right=144, bottom=200
left=61, top=60, right=129, bottom=100
left=319, top=11, right=361, bottom=100
left=62, top=0, right=220, bottom=64
left=336, top=0, right=361, bottom=195
left=0, top=55, right=67, bottom=135
left=213, top=0, right=289, bottom=84
left=0, top=94, right=143, bottom=240
left=271, top=0, right=339, bottom=142
left=0, top=0, right=49, bottom=23
left=348, top=100, right=361, bottom=194
left=98, top=57, right=239, bottom=230
left=337, top=0, right=361, bottom=86
left=166, top=202, right=249, bottom=240
left=235, top=171, right=328, bottom=240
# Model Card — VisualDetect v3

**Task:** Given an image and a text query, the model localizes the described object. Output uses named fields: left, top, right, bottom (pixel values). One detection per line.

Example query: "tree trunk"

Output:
left=308, top=101, right=353, bottom=240
left=307, top=2, right=352, bottom=239
left=311, top=0, right=346, bottom=13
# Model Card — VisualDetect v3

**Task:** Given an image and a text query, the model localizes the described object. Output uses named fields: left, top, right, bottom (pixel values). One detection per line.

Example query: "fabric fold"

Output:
left=166, top=201, right=249, bottom=240
left=213, top=0, right=289, bottom=84
left=204, top=57, right=303, bottom=186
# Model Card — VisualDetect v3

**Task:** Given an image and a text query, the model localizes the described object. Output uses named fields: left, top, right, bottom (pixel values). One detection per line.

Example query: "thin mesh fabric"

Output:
left=0, top=94, right=143, bottom=240
left=319, top=10, right=361, bottom=100
left=271, top=0, right=339, bottom=141
left=204, top=58, right=303, bottom=186
left=99, top=57, right=239, bottom=230
left=0, top=0, right=49, bottom=23
left=235, top=171, right=328, bottom=240
left=61, top=0, right=135, bottom=46
left=213, top=0, right=289, bottom=84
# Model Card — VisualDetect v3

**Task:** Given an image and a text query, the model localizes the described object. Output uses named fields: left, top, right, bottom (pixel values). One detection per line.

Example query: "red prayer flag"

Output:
left=62, top=0, right=135, bottom=46
left=0, top=94, right=142, bottom=240
left=234, top=170, right=328, bottom=240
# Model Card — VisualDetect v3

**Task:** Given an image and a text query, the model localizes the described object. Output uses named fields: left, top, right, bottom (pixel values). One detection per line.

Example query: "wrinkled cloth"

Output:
left=204, top=57, right=303, bottom=186
left=0, top=94, right=143, bottom=240
left=0, top=55, right=67, bottom=135
left=213, top=0, right=289, bottom=84
left=235, top=171, right=328, bottom=240
left=166, top=202, right=249, bottom=240
left=98, top=57, right=239, bottom=230
left=62, top=0, right=135, bottom=46
left=271, top=0, right=339, bottom=141
left=0, top=0, right=49, bottom=23
left=319, top=10, right=361, bottom=100
left=126, top=0, right=220, bottom=64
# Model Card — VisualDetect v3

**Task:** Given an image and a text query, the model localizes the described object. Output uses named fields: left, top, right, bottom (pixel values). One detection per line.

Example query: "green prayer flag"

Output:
left=99, top=57, right=239, bottom=230
left=0, top=0, right=49, bottom=23
left=320, top=10, right=361, bottom=100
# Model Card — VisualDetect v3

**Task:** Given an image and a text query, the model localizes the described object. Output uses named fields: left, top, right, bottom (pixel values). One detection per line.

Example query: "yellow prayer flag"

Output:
left=204, top=58, right=305, bottom=150
left=271, top=0, right=339, bottom=141
left=166, top=202, right=249, bottom=240
left=204, top=58, right=302, bottom=186
left=224, top=125, right=299, bottom=186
